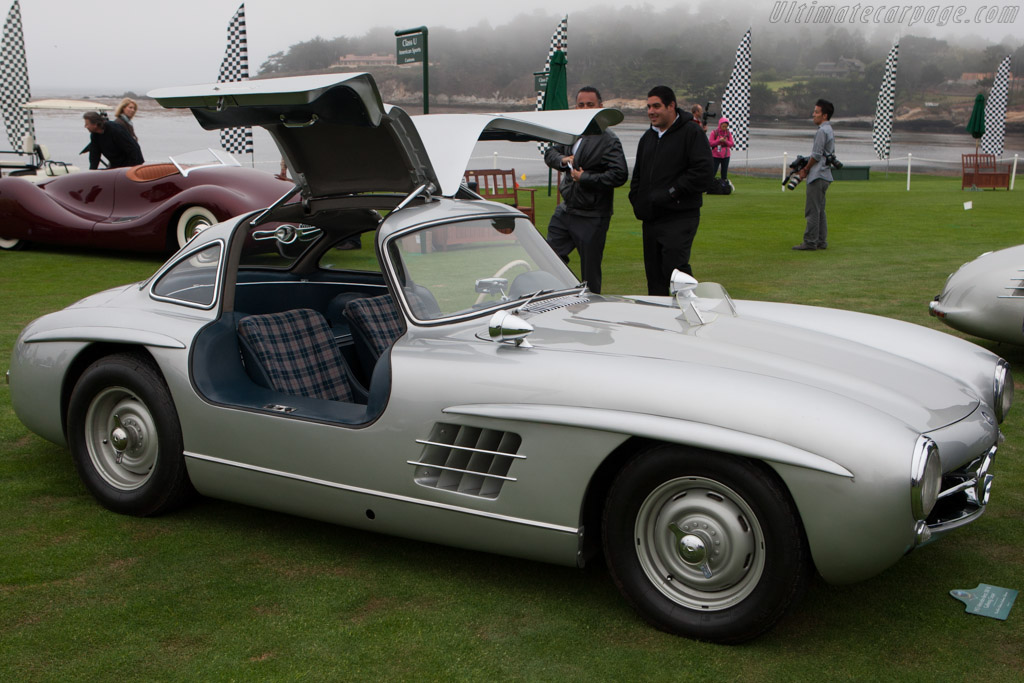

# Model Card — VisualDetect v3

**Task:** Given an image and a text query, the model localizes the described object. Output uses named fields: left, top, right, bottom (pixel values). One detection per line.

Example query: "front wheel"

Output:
left=174, top=206, right=217, bottom=249
left=67, top=353, right=193, bottom=516
left=0, top=236, right=26, bottom=250
left=602, top=445, right=810, bottom=644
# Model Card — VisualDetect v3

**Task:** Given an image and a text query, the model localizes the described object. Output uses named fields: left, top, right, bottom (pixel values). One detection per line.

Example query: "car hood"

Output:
left=149, top=73, right=622, bottom=198
left=515, top=297, right=979, bottom=432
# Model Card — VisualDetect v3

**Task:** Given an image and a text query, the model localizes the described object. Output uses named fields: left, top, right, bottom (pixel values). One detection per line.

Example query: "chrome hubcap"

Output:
left=635, top=476, right=765, bottom=610
left=185, top=216, right=211, bottom=241
left=85, top=387, right=158, bottom=491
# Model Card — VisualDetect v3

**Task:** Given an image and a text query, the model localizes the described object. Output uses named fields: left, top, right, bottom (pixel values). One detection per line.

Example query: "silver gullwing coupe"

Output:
left=930, top=244, right=1024, bottom=346
left=7, top=74, right=1013, bottom=644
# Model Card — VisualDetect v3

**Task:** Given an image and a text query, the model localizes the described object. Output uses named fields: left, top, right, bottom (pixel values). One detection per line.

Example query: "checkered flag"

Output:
left=217, top=4, right=253, bottom=156
left=721, top=29, right=751, bottom=151
left=872, top=42, right=899, bottom=160
left=536, top=16, right=567, bottom=152
left=981, top=56, right=1012, bottom=156
left=1, top=0, right=35, bottom=153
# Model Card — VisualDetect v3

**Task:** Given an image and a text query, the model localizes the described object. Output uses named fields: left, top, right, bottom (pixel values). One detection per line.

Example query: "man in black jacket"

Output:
left=543, top=86, right=628, bottom=294
left=83, top=111, right=144, bottom=170
left=628, top=85, right=713, bottom=295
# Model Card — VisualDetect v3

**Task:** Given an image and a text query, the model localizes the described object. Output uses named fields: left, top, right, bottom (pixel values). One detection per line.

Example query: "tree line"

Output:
left=257, top=8, right=1023, bottom=117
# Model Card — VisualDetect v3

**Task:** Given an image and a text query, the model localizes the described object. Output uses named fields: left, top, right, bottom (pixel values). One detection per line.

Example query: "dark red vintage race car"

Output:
left=0, top=151, right=292, bottom=253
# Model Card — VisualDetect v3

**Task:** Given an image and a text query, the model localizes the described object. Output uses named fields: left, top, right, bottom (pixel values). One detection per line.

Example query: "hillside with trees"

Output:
left=256, top=7, right=1024, bottom=127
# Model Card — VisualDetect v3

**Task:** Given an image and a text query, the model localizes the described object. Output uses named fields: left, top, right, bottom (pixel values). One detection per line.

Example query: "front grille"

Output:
left=928, top=446, right=995, bottom=528
left=409, top=423, right=524, bottom=499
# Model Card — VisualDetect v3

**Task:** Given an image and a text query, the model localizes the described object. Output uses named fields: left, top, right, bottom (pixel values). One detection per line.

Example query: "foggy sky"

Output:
left=16, top=0, right=1022, bottom=95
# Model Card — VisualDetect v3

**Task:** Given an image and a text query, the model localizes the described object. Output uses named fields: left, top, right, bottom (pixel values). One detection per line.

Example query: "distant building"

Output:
left=335, top=54, right=396, bottom=68
left=959, top=72, right=1015, bottom=83
left=814, top=57, right=865, bottom=78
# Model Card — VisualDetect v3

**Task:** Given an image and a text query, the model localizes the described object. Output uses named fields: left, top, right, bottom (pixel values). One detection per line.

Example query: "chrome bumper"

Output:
left=919, top=445, right=996, bottom=545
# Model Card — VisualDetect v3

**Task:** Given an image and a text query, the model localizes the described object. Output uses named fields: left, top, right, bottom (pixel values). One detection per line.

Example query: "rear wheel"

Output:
left=175, top=206, right=217, bottom=249
left=602, top=445, right=810, bottom=644
left=67, top=353, right=193, bottom=516
left=0, top=236, right=25, bottom=250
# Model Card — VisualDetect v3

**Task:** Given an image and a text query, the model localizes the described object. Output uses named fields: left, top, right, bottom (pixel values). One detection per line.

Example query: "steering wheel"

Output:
left=475, top=259, right=532, bottom=304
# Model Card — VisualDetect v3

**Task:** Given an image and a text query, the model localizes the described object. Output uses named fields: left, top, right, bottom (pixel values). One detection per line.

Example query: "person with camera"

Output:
left=709, top=117, right=734, bottom=183
left=793, top=99, right=835, bottom=251
left=691, top=104, right=707, bottom=132
left=543, top=86, right=628, bottom=294
left=629, top=85, right=714, bottom=295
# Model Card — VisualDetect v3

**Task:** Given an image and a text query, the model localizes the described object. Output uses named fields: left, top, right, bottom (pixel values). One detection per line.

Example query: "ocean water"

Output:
left=16, top=105, right=1024, bottom=186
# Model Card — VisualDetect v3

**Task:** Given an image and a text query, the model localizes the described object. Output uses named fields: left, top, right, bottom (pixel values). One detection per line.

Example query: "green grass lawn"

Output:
left=2, top=174, right=1023, bottom=680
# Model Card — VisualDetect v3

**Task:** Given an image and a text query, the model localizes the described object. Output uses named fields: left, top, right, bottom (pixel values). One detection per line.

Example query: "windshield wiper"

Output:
left=515, top=288, right=552, bottom=312
left=515, top=283, right=589, bottom=313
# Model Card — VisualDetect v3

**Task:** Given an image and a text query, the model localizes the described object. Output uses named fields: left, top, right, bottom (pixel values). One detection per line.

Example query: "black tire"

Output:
left=67, top=353, right=194, bottom=516
left=602, top=445, right=811, bottom=644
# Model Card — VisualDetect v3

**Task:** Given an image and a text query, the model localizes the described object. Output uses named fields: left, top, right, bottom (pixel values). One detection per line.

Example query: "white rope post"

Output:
left=1012, top=154, right=1018, bottom=191
left=493, top=152, right=498, bottom=169
left=782, top=152, right=788, bottom=192
left=906, top=153, right=912, bottom=191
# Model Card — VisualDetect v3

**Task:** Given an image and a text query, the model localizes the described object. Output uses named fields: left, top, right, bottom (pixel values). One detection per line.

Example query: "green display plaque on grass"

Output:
left=950, top=584, right=1017, bottom=620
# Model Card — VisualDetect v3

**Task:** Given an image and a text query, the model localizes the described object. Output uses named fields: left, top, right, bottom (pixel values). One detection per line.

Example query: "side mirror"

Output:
left=669, top=270, right=699, bottom=299
left=669, top=270, right=710, bottom=325
left=489, top=309, right=534, bottom=347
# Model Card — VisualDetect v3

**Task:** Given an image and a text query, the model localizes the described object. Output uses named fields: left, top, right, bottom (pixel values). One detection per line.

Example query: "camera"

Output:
left=783, top=156, right=809, bottom=190
left=783, top=153, right=844, bottom=190
left=825, top=152, right=843, bottom=169
left=702, top=100, right=715, bottom=128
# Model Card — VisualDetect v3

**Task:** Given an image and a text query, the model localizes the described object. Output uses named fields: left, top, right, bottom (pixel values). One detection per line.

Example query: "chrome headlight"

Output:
left=993, top=359, right=1012, bottom=423
left=911, top=437, right=942, bottom=521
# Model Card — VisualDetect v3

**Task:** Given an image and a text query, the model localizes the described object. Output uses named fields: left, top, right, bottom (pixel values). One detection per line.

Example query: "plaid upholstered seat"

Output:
left=344, top=294, right=404, bottom=358
left=237, top=309, right=355, bottom=402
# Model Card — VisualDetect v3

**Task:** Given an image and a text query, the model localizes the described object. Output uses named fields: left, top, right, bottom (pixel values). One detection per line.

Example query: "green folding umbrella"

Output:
left=542, top=50, right=568, bottom=111
left=541, top=49, right=568, bottom=196
left=966, top=93, right=985, bottom=152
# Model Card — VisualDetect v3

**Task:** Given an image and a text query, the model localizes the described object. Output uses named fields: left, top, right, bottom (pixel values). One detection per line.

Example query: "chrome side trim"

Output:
left=406, top=460, right=517, bottom=481
left=184, top=451, right=577, bottom=534
left=414, top=438, right=527, bottom=459
left=444, top=404, right=854, bottom=478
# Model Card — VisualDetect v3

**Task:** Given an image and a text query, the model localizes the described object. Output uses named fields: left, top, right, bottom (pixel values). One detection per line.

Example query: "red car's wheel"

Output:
left=0, top=236, right=26, bottom=250
left=175, top=206, right=217, bottom=249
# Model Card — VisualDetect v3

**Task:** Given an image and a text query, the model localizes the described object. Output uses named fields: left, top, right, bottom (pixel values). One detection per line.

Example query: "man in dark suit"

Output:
left=543, top=86, right=628, bottom=294
left=628, top=85, right=713, bottom=295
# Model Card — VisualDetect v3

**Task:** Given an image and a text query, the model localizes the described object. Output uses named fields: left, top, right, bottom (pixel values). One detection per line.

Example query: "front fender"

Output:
left=445, top=403, right=853, bottom=478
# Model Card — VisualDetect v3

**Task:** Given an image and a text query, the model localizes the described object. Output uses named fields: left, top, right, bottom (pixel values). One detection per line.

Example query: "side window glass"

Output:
left=151, top=243, right=222, bottom=307
left=318, top=233, right=381, bottom=273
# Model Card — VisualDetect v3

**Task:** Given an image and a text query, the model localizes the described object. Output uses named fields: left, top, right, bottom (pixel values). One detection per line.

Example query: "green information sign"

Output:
left=950, top=583, right=1018, bottom=620
left=396, top=33, right=425, bottom=65
left=534, top=71, right=549, bottom=92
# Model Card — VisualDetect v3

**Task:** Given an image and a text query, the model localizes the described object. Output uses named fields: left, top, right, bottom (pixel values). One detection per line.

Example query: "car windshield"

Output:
left=387, top=216, right=579, bottom=321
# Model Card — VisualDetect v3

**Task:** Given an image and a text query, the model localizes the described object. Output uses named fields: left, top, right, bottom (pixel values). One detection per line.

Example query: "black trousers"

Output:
left=546, top=207, right=611, bottom=294
left=642, top=212, right=700, bottom=296
left=712, top=156, right=730, bottom=180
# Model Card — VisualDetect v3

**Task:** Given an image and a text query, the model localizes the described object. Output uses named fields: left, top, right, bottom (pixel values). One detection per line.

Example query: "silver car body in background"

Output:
left=931, top=244, right=1024, bottom=345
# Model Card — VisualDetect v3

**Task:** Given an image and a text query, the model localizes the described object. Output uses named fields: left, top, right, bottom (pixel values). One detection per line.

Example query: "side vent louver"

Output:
left=410, top=423, right=524, bottom=499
